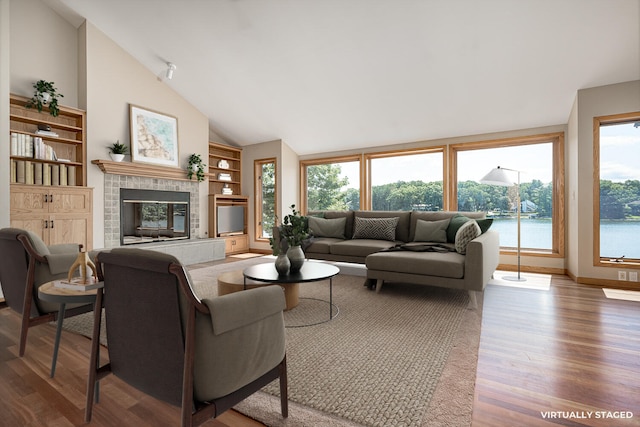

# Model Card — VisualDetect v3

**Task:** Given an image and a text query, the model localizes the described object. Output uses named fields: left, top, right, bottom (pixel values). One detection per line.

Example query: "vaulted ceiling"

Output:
left=48, top=0, right=640, bottom=155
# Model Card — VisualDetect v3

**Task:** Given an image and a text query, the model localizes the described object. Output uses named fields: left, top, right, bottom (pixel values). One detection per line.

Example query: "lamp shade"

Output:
left=480, top=166, right=513, bottom=187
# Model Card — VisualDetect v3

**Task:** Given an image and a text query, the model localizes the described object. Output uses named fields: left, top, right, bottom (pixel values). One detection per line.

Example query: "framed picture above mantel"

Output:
left=129, top=104, right=179, bottom=167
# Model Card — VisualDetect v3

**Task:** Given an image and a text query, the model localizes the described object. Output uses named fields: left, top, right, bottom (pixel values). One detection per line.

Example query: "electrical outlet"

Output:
left=629, top=272, right=638, bottom=282
left=618, top=271, right=627, bottom=281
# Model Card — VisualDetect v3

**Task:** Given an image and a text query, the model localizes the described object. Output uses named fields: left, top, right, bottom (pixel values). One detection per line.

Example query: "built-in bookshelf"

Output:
left=9, top=94, right=86, bottom=187
left=208, top=142, right=242, bottom=195
left=8, top=94, right=93, bottom=248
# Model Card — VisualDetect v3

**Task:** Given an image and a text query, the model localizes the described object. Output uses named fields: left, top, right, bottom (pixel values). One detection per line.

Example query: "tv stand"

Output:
left=209, top=194, right=249, bottom=254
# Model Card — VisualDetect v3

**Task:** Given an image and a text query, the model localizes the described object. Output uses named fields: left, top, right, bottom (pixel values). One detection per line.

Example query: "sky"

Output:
left=336, top=143, right=553, bottom=189
left=331, top=122, right=640, bottom=189
left=600, top=121, right=640, bottom=182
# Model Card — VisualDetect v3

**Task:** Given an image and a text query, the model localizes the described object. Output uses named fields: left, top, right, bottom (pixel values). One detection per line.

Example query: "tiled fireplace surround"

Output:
left=103, top=174, right=200, bottom=248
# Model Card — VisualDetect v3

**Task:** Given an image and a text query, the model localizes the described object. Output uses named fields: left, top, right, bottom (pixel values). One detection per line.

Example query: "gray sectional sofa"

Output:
left=300, top=210, right=500, bottom=305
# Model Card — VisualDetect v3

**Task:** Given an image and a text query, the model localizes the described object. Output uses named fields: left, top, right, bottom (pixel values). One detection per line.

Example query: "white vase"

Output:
left=110, top=153, right=125, bottom=162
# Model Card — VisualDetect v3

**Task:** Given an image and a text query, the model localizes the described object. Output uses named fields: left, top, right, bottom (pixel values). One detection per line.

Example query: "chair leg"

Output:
left=19, top=313, right=30, bottom=357
left=279, top=356, right=288, bottom=418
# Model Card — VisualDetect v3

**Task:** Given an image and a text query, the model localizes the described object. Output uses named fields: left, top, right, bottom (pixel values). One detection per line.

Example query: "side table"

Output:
left=38, top=281, right=103, bottom=377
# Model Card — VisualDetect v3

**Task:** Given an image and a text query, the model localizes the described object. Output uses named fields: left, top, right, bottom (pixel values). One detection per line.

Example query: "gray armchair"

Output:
left=0, top=228, right=94, bottom=356
left=85, top=248, right=288, bottom=426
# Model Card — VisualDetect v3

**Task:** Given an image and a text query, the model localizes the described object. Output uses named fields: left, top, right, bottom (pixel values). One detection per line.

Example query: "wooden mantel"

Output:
left=92, top=159, right=191, bottom=181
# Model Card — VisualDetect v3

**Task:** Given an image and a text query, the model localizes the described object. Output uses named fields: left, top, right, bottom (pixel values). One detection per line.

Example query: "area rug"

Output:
left=63, top=257, right=483, bottom=427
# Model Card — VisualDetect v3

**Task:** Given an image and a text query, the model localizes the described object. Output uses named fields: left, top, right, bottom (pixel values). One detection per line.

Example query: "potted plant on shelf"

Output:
left=187, top=154, right=206, bottom=182
left=108, top=141, right=128, bottom=162
left=280, top=205, right=309, bottom=273
left=25, top=80, right=64, bottom=117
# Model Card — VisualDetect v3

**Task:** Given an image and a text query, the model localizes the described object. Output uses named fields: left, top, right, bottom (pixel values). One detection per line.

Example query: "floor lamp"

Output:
left=480, top=166, right=526, bottom=282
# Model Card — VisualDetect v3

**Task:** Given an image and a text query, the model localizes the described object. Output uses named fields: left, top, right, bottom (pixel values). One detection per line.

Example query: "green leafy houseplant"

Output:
left=187, top=154, right=206, bottom=182
left=25, top=80, right=64, bottom=117
left=109, top=141, right=128, bottom=154
left=281, top=204, right=309, bottom=247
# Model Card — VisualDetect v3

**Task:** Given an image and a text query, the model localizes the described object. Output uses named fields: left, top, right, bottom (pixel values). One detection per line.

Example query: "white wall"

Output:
left=569, top=80, right=640, bottom=282
left=242, top=139, right=300, bottom=252
left=81, top=22, right=209, bottom=247
left=4, top=0, right=210, bottom=248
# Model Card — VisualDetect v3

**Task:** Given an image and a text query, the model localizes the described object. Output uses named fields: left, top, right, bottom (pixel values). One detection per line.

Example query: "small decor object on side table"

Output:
left=280, top=204, right=309, bottom=273
left=67, top=249, right=98, bottom=284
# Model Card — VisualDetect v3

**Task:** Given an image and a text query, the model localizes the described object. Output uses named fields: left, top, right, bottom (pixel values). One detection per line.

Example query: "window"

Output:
left=301, top=156, right=361, bottom=212
left=594, top=113, right=640, bottom=264
left=254, top=158, right=277, bottom=240
left=452, top=134, right=564, bottom=255
left=365, top=148, right=444, bottom=211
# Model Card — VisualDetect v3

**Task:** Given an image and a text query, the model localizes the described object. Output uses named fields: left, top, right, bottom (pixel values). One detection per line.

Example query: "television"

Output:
left=217, top=205, right=245, bottom=236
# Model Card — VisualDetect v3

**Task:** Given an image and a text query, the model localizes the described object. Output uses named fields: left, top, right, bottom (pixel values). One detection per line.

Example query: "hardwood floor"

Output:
left=1, top=263, right=638, bottom=426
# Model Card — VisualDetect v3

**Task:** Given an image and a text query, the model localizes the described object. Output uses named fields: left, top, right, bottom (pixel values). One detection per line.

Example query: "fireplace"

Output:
left=120, top=188, right=190, bottom=245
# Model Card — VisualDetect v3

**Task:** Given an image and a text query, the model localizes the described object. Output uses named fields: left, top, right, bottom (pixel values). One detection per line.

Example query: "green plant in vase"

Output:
left=187, top=153, right=206, bottom=182
left=25, top=80, right=64, bottom=117
left=281, top=205, right=309, bottom=273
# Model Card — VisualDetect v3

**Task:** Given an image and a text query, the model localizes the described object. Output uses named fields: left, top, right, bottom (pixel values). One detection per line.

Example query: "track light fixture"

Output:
left=166, top=62, right=177, bottom=80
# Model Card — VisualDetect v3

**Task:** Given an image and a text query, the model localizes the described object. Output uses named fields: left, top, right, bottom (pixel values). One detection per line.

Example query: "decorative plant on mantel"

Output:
left=187, top=153, right=206, bottom=182
left=25, top=80, right=64, bottom=117
left=108, top=141, right=129, bottom=162
left=109, top=141, right=128, bottom=155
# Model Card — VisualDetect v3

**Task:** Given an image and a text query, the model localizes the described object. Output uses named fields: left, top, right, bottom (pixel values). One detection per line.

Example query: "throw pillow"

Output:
left=308, top=216, right=347, bottom=239
left=352, top=217, right=399, bottom=241
left=476, top=218, right=493, bottom=234
left=413, top=218, right=450, bottom=243
left=446, top=214, right=471, bottom=243
left=454, top=220, right=481, bottom=254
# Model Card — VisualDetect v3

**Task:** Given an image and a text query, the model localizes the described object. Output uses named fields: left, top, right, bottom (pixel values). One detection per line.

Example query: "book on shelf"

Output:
left=43, top=164, right=52, bottom=186
left=218, top=173, right=232, bottom=181
left=16, top=160, right=25, bottom=183
left=36, top=129, right=59, bottom=137
left=10, top=160, right=17, bottom=183
left=60, top=164, right=68, bottom=186
left=67, top=166, right=76, bottom=186
left=24, top=161, right=34, bottom=185
left=53, top=277, right=101, bottom=291
left=34, top=163, right=43, bottom=185
left=51, top=164, right=60, bottom=186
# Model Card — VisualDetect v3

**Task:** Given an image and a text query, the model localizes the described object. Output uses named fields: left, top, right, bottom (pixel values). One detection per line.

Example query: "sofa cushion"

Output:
left=352, top=217, right=399, bottom=241
left=354, top=211, right=411, bottom=242
left=446, top=214, right=471, bottom=243
left=330, top=239, right=398, bottom=258
left=413, top=218, right=450, bottom=243
left=305, top=237, right=344, bottom=255
left=366, top=251, right=465, bottom=279
left=308, top=211, right=355, bottom=239
left=308, top=216, right=347, bottom=239
left=455, top=220, right=481, bottom=254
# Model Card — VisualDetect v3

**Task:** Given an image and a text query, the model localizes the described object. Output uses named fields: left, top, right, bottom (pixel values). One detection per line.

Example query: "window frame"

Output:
left=363, top=146, right=447, bottom=210
left=593, top=112, right=640, bottom=267
left=254, top=157, right=278, bottom=242
left=300, top=155, right=363, bottom=213
left=450, top=132, right=565, bottom=258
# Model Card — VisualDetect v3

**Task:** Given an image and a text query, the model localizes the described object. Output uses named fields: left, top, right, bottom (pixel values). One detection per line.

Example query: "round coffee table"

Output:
left=243, top=261, right=340, bottom=323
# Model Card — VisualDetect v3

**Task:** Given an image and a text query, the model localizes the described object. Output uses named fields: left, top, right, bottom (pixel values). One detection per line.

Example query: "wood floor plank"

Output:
left=1, top=263, right=639, bottom=426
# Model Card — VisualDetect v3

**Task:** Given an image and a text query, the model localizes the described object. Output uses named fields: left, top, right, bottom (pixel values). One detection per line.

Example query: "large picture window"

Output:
left=301, top=156, right=361, bottom=212
left=366, top=148, right=444, bottom=211
left=594, top=113, right=640, bottom=264
left=452, top=133, right=564, bottom=255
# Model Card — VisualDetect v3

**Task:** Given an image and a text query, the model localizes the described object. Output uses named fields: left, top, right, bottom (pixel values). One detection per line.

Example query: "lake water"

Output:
left=489, top=218, right=640, bottom=259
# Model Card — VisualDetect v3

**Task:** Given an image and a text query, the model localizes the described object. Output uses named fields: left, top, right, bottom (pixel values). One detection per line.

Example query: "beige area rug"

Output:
left=489, top=270, right=551, bottom=290
left=63, top=257, right=483, bottom=427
